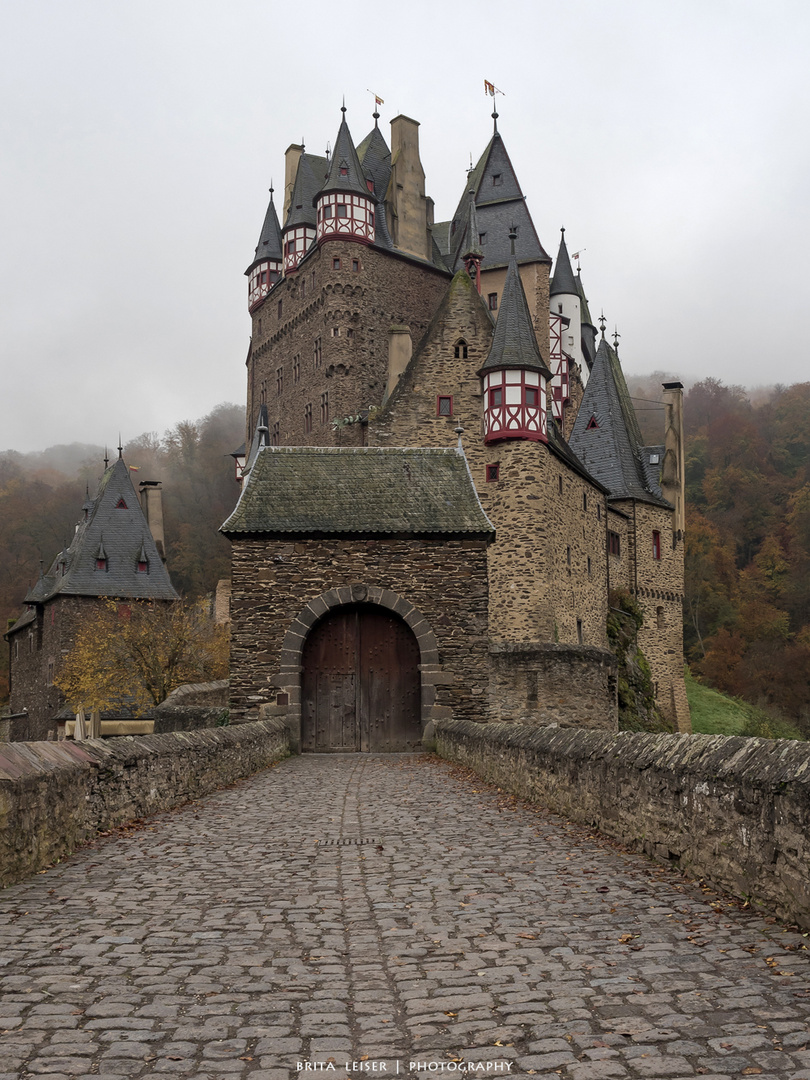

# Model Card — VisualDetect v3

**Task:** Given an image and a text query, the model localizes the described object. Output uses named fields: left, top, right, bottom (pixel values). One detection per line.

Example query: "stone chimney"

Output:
left=386, top=116, right=429, bottom=261
left=661, top=382, right=685, bottom=541
left=283, top=143, right=304, bottom=220
left=138, top=480, right=166, bottom=561
left=383, top=325, right=413, bottom=403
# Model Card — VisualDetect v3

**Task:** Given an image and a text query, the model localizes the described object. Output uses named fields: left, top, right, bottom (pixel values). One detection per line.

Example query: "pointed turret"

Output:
left=315, top=107, right=376, bottom=246
left=577, top=269, right=598, bottom=371
left=479, top=236, right=551, bottom=444
left=549, top=228, right=578, bottom=298
left=24, top=458, right=179, bottom=604
left=569, top=337, right=669, bottom=506
left=282, top=154, right=323, bottom=273
left=246, top=189, right=282, bottom=310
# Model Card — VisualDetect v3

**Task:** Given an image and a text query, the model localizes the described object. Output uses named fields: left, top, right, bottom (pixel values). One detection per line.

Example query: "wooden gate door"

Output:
left=301, top=604, right=422, bottom=752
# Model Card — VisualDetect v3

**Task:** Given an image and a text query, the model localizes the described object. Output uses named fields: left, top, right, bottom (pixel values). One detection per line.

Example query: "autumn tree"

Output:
left=54, top=600, right=228, bottom=715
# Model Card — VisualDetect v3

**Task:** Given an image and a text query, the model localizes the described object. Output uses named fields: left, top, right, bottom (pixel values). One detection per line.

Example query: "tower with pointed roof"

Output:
left=5, top=456, right=178, bottom=740
left=246, top=188, right=282, bottom=310
left=228, top=101, right=690, bottom=742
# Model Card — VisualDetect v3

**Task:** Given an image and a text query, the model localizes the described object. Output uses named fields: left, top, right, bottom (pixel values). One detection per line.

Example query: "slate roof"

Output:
left=356, top=123, right=391, bottom=201
left=221, top=447, right=495, bottom=538
left=569, top=338, right=670, bottom=507
left=438, top=132, right=551, bottom=272
left=479, top=252, right=552, bottom=379
left=22, top=458, right=179, bottom=605
left=550, top=229, right=578, bottom=297
left=284, top=153, right=326, bottom=230
left=246, top=191, right=282, bottom=274
left=317, top=109, right=370, bottom=201
left=576, top=270, right=597, bottom=370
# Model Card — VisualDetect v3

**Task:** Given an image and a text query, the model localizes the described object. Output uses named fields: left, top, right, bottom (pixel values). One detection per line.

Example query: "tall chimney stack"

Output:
left=138, top=480, right=166, bottom=561
left=661, top=382, right=685, bottom=541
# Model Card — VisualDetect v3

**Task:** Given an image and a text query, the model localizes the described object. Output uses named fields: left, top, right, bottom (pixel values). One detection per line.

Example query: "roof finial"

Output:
left=104, top=446, right=109, bottom=469
left=508, top=225, right=517, bottom=257
left=367, top=89, right=383, bottom=125
left=613, top=326, right=621, bottom=353
left=325, top=140, right=331, bottom=161
left=118, top=435, right=123, bottom=460
left=560, top=225, right=565, bottom=236
left=492, top=109, right=499, bottom=134
left=598, top=311, right=607, bottom=337
left=454, top=424, right=464, bottom=449
left=269, top=180, right=274, bottom=200
left=341, top=96, right=346, bottom=115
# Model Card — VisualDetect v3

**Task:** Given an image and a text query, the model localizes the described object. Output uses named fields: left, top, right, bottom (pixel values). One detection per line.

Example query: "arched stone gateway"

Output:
left=276, top=584, right=444, bottom=753
left=301, top=603, right=421, bottom=752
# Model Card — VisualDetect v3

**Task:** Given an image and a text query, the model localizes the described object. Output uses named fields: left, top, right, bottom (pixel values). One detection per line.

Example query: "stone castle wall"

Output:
left=435, top=718, right=810, bottom=932
left=247, top=242, right=449, bottom=448
left=0, top=720, right=289, bottom=888
left=228, top=536, right=491, bottom=729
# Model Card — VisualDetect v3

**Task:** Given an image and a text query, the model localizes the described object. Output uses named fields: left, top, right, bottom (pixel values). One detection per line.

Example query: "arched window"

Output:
left=454, top=339, right=468, bottom=359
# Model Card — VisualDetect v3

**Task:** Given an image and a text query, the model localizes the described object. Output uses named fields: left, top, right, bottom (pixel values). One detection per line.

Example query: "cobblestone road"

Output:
left=2, top=753, right=810, bottom=1080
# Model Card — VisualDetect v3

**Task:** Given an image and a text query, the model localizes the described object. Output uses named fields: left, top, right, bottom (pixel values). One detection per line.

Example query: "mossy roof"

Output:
left=221, top=447, right=495, bottom=537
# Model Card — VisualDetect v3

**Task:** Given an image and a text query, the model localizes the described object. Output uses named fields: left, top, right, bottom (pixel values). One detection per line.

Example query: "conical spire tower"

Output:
left=315, top=107, right=376, bottom=246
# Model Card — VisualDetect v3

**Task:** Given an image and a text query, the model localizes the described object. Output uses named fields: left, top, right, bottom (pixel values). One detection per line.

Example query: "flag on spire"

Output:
left=484, top=80, right=504, bottom=96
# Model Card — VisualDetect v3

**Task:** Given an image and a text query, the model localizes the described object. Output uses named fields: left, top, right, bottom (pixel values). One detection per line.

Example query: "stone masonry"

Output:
left=1, top=752, right=810, bottom=1079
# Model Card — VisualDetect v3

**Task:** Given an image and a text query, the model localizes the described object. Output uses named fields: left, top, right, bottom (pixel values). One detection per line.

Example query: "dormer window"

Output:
left=586, top=415, right=599, bottom=430
left=366, top=179, right=374, bottom=192
left=339, top=165, right=348, bottom=176
left=115, top=497, right=127, bottom=509
left=137, top=560, right=148, bottom=573
left=492, top=173, right=502, bottom=186
left=96, top=557, right=106, bottom=571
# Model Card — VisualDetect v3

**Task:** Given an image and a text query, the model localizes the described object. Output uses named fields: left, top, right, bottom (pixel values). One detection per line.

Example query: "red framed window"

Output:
left=525, top=386, right=538, bottom=407
left=337, top=203, right=348, bottom=218
left=488, top=293, right=498, bottom=311
left=339, top=166, right=348, bottom=176
left=115, top=497, right=127, bottom=509
left=652, top=530, right=661, bottom=560
left=437, top=395, right=453, bottom=417
left=137, top=560, right=147, bottom=573
left=96, top=558, right=106, bottom=570
left=489, top=387, right=503, bottom=408
left=486, top=463, right=500, bottom=482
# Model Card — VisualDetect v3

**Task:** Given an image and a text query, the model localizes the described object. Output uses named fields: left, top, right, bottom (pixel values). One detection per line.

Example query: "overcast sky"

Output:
left=2, top=0, right=808, bottom=454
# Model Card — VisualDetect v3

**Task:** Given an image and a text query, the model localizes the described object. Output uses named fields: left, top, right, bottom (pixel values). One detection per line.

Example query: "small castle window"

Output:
left=320, top=392, right=329, bottom=425
left=352, top=259, right=360, bottom=272
left=116, top=497, right=127, bottom=509
left=586, top=415, right=599, bottom=430
left=271, top=422, right=279, bottom=446
left=437, top=396, right=453, bottom=417
left=314, top=336, right=322, bottom=367
left=347, top=328, right=355, bottom=338
left=137, top=560, right=148, bottom=573
left=587, top=556, right=592, bottom=576
left=489, top=387, right=503, bottom=408
left=293, top=355, right=300, bottom=383
left=492, top=173, right=502, bottom=186
left=324, top=205, right=333, bottom=220
left=577, top=619, right=583, bottom=644
left=277, top=299, right=282, bottom=318
left=304, top=403, right=312, bottom=434
left=337, top=204, right=348, bottom=218
left=583, top=493, right=588, bottom=511
left=276, top=367, right=283, bottom=395
left=525, top=387, right=538, bottom=407
left=96, top=557, right=106, bottom=571
left=366, top=179, right=374, bottom=192
left=597, top=504, right=602, bottom=521
left=657, top=606, right=665, bottom=629
left=652, top=530, right=662, bottom=561
left=339, top=166, right=348, bottom=176
left=486, top=463, right=500, bottom=482
left=558, top=476, right=563, bottom=495
left=650, top=453, right=660, bottom=464
left=454, top=340, right=468, bottom=359
left=488, top=293, right=498, bottom=311
left=331, top=327, right=340, bottom=337
left=333, top=258, right=341, bottom=270
left=260, top=269, right=267, bottom=285
left=566, top=546, right=571, bottom=567
left=609, top=531, right=621, bottom=556
left=478, top=233, right=486, bottom=245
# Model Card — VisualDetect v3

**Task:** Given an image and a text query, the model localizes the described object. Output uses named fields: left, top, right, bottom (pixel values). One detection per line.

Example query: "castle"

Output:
left=221, top=103, right=691, bottom=750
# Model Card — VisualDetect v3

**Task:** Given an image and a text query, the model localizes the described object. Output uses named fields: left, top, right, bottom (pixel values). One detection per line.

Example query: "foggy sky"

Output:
left=2, top=0, right=808, bottom=454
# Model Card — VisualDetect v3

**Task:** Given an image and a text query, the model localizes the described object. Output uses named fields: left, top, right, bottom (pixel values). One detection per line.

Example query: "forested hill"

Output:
left=0, top=403, right=245, bottom=701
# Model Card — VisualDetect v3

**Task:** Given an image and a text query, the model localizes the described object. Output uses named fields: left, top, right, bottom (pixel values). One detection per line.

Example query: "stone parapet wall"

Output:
left=0, top=720, right=288, bottom=888
left=435, top=718, right=810, bottom=931
left=488, top=642, right=617, bottom=730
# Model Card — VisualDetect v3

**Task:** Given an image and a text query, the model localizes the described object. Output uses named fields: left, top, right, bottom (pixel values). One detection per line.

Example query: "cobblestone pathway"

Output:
left=2, top=753, right=810, bottom=1080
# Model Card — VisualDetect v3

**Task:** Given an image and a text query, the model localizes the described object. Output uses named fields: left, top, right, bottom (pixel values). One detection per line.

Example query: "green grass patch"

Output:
left=685, top=668, right=805, bottom=740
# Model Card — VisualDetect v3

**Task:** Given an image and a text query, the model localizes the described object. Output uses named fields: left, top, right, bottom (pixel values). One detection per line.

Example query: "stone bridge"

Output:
left=1, top=731, right=810, bottom=1080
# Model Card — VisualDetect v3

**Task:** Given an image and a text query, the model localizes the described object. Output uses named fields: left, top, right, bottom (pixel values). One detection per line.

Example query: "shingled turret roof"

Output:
left=221, top=447, right=494, bottom=538
left=478, top=251, right=552, bottom=379
left=316, top=108, right=370, bottom=202
left=440, top=131, right=551, bottom=272
left=576, top=269, right=597, bottom=370
left=24, top=457, right=179, bottom=604
left=569, top=338, right=670, bottom=507
left=356, top=122, right=391, bottom=201
left=284, top=153, right=326, bottom=230
left=550, top=228, right=578, bottom=297
left=246, top=189, right=282, bottom=274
